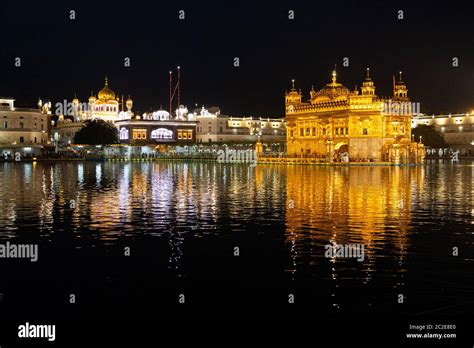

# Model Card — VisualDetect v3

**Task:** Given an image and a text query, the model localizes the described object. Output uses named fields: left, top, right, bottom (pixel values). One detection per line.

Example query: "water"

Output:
left=0, top=160, right=473, bottom=320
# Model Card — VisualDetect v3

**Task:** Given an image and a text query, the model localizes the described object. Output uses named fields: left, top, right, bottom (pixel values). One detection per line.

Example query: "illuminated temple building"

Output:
left=71, top=76, right=134, bottom=122
left=53, top=77, right=134, bottom=145
left=284, top=69, right=425, bottom=163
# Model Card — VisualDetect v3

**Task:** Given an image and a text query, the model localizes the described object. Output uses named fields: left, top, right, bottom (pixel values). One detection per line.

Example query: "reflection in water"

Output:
left=285, top=166, right=422, bottom=298
left=0, top=161, right=473, bottom=313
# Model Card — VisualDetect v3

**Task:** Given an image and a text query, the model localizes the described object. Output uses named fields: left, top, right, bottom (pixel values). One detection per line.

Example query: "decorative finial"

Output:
left=291, top=79, right=295, bottom=89
left=366, top=67, right=370, bottom=78
left=332, top=65, right=337, bottom=84
left=399, top=71, right=403, bottom=81
left=105, top=75, right=109, bottom=85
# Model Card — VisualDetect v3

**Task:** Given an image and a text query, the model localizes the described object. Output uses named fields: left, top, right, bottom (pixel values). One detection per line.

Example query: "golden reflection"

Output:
left=285, top=165, right=425, bottom=276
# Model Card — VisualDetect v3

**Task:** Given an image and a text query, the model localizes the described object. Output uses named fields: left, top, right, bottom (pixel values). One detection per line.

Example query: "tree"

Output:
left=412, top=125, right=446, bottom=148
left=73, top=119, right=119, bottom=145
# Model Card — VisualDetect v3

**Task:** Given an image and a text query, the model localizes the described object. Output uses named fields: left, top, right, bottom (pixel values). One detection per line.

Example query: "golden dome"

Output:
left=97, top=76, right=116, bottom=100
left=312, top=69, right=350, bottom=103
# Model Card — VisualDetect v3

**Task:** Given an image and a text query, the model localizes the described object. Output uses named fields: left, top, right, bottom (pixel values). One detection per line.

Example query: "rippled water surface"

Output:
left=0, top=161, right=473, bottom=319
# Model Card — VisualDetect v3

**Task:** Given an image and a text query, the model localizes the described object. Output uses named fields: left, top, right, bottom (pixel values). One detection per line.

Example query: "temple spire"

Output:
left=105, top=75, right=109, bottom=86
left=332, top=65, right=337, bottom=84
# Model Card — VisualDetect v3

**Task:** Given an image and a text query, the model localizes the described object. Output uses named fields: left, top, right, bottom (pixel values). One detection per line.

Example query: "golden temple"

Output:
left=284, top=68, right=424, bottom=163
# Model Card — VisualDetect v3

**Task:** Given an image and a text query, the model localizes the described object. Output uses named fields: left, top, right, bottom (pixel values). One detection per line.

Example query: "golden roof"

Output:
left=98, top=76, right=116, bottom=100
left=312, top=69, right=350, bottom=103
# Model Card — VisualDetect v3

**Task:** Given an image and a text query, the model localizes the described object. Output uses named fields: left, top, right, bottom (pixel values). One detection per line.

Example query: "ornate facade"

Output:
left=0, top=97, right=51, bottom=157
left=193, top=106, right=286, bottom=144
left=71, top=76, right=134, bottom=122
left=285, top=69, right=424, bottom=163
left=53, top=76, right=134, bottom=146
left=412, top=112, right=474, bottom=154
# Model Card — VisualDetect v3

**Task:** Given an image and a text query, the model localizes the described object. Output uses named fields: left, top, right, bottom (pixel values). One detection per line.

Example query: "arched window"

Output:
left=151, top=128, right=173, bottom=139
left=119, top=127, right=129, bottom=140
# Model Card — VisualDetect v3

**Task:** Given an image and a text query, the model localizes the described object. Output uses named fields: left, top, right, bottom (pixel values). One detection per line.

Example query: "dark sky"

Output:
left=1, top=0, right=473, bottom=117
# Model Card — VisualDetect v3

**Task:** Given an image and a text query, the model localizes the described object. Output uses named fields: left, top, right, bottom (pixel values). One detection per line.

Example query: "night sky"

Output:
left=1, top=1, right=473, bottom=116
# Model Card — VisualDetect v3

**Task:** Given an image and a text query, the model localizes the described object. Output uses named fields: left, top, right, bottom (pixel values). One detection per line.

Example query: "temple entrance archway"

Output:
left=334, top=142, right=349, bottom=162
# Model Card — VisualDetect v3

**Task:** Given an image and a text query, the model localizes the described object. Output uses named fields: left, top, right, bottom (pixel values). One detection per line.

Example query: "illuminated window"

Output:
left=132, top=129, right=147, bottom=140
left=300, top=129, right=304, bottom=136
left=306, top=128, right=310, bottom=136
left=187, top=130, right=193, bottom=139
left=151, top=128, right=173, bottom=139
left=363, top=128, right=368, bottom=135
left=119, top=127, right=129, bottom=140
left=312, top=127, right=316, bottom=136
